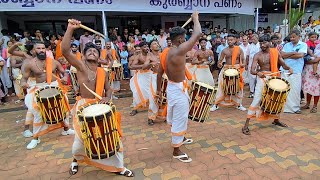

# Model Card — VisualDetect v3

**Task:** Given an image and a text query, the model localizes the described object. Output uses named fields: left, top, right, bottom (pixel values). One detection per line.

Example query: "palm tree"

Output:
left=284, top=0, right=307, bottom=30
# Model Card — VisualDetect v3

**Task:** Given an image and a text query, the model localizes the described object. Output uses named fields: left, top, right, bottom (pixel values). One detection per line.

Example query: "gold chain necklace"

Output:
left=35, top=59, right=46, bottom=73
left=85, top=62, right=97, bottom=81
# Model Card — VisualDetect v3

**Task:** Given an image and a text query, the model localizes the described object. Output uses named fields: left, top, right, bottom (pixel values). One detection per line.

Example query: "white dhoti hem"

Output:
left=26, top=81, right=69, bottom=138
left=12, top=68, right=24, bottom=99
left=247, top=76, right=280, bottom=120
left=129, top=70, right=151, bottom=110
left=72, top=98, right=124, bottom=172
left=112, top=81, right=120, bottom=92
left=248, top=73, right=257, bottom=93
left=166, top=81, right=189, bottom=147
left=215, top=67, right=243, bottom=107
left=194, top=65, right=215, bottom=86
left=25, top=78, right=37, bottom=125
left=282, top=73, right=301, bottom=113
left=148, top=73, right=159, bottom=120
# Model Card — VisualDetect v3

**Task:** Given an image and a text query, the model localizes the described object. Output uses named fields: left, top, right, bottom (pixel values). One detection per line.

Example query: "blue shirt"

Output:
left=120, top=51, right=128, bottom=64
left=281, top=41, right=307, bottom=73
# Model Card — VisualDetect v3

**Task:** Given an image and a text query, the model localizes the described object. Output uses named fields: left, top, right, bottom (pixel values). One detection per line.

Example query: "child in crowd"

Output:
left=120, top=45, right=129, bottom=80
left=305, top=32, right=320, bottom=77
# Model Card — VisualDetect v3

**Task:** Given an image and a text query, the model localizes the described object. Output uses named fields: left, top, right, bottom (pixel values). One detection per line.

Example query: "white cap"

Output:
left=14, top=33, right=22, bottom=37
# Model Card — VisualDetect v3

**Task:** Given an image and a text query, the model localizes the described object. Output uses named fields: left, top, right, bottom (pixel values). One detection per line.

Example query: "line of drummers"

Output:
left=32, top=35, right=292, bottom=170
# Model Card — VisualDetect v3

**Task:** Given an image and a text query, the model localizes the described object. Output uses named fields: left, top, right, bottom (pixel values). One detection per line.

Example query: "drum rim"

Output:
left=35, top=86, right=62, bottom=100
left=266, top=76, right=291, bottom=92
left=193, top=81, right=215, bottom=90
left=77, top=101, right=112, bottom=120
left=223, top=68, right=240, bottom=76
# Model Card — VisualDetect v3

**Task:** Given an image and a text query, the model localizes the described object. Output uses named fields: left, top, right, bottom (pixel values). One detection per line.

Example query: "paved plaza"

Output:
left=0, top=85, right=320, bottom=180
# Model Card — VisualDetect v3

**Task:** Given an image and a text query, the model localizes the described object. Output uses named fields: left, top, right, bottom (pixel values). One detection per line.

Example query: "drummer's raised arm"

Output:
left=62, top=19, right=83, bottom=71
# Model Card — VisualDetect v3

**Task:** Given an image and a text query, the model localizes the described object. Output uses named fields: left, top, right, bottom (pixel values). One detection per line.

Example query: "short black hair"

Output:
left=234, top=33, right=240, bottom=39
left=95, top=39, right=101, bottom=44
left=123, top=45, right=128, bottom=51
left=227, top=34, right=236, bottom=38
left=284, top=36, right=290, bottom=42
left=83, top=42, right=101, bottom=56
left=25, top=41, right=34, bottom=56
left=134, top=44, right=139, bottom=48
left=149, top=39, right=158, bottom=47
left=270, top=35, right=279, bottom=40
left=71, top=43, right=78, bottom=48
left=170, top=26, right=187, bottom=41
left=1, top=29, right=8, bottom=35
left=199, top=38, right=207, bottom=43
left=139, top=41, right=148, bottom=47
left=33, top=40, right=45, bottom=48
left=58, top=32, right=64, bottom=37
left=259, top=34, right=271, bottom=42
left=166, top=37, right=171, bottom=41
left=308, top=32, right=318, bottom=37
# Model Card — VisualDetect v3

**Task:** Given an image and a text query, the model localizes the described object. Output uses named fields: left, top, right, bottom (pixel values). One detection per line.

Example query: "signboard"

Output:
left=258, top=13, right=268, bottom=22
left=0, top=0, right=261, bottom=15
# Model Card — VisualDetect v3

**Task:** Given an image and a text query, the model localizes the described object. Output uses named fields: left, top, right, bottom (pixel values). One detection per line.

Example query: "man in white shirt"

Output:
left=0, top=29, right=10, bottom=49
left=220, top=28, right=228, bottom=39
left=157, top=29, right=167, bottom=49
left=246, top=34, right=260, bottom=98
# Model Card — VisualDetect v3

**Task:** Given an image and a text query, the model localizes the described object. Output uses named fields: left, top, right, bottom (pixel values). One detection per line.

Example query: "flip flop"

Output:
left=173, top=153, right=192, bottom=163
left=129, top=110, right=138, bottom=116
left=272, top=121, right=288, bottom=127
left=117, top=167, right=134, bottom=177
left=242, top=127, right=251, bottom=135
left=69, top=162, right=78, bottom=175
left=182, top=138, right=193, bottom=145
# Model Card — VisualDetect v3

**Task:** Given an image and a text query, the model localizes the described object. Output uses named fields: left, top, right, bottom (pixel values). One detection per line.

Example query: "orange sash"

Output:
left=76, top=52, right=81, bottom=61
left=46, top=57, right=53, bottom=84
left=111, top=49, right=117, bottom=60
left=231, top=46, right=244, bottom=89
left=270, top=48, right=279, bottom=77
left=100, top=49, right=107, bottom=60
left=55, top=40, right=63, bottom=59
left=95, top=67, right=106, bottom=99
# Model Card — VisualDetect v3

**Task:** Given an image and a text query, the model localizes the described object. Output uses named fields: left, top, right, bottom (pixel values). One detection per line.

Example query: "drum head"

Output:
left=38, top=87, right=60, bottom=98
left=195, top=82, right=214, bottom=90
left=82, top=104, right=111, bottom=117
left=224, top=69, right=239, bottom=76
left=268, top=78, right=288, bottom=91
left=113, top=63, right=122, bottom=67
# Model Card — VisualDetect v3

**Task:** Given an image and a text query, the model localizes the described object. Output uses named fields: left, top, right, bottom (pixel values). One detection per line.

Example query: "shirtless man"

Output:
left=62, top=19, right=134, bottom=177
left=129, top=41, right=152, bottom=116
left=242, top=34, right=293, bottom=135
left=21, top=41, right=74, bottom=149
left=8, top=42, right=36, bottom=138
left=157, top=11, right=201, bottom=163
left=128, top=45, right=141, bottom=77
left=211, top=34, right=246, bottom=112
left=146, top=40, right=161, bottom=125
left=193, top=38, right=215, bottom=86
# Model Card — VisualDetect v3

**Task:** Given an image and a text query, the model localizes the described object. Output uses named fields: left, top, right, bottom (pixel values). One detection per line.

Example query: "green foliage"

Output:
left=289, top=8, right=305, bottom=30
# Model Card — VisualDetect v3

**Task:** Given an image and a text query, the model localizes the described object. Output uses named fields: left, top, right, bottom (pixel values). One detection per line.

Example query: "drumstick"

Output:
left=82, top=83, right=102, bottom=100
left=68, top=19, right=106, bottom=39
left=182, top=17, right=192, bottom=28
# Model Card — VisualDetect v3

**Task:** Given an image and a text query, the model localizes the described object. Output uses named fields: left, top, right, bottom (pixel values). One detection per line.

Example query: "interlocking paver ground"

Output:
left=0, top=85, right=320, bottom=179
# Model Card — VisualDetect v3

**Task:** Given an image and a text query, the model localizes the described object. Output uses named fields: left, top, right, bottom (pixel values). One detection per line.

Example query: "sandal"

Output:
left=295, top=110, right=302, bottom=114
left=242, top=127, right=251, bottom=135
left=117, top=167, right=134, bottom=177
left=272, top=121, right=288, bottom=127
left=69, top=162, right=78, bottom=175
left=310, top=107, right=317, bottom=113
left=129, top=110, right=138, bottom=116
left=148, top=119, right=154, bottom=126
left=173, top=153, right=192, bottom=163
left=182, top=138, right=193, bottom=145
left=301, top=104, right=310, bottom=109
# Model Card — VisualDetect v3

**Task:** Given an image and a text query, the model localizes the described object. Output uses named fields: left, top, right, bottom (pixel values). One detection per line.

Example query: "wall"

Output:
left=228, top=15, right=255, bottom=31
left=0, top=12, right=8, bottom=33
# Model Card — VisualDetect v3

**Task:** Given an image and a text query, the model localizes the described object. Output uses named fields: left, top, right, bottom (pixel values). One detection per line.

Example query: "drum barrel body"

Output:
left=78, top=103, right=120, bottom=160
left=36, top=86, right=67, bottom=125
left=260, top=77, right=290, bottom=114
left=158, top=76, right=168, bottom=106
left=189, top=82, right=216, bottom=123
left=223, top=69, right=240, bottom=95
left=112, top=65, right=123, bottom=81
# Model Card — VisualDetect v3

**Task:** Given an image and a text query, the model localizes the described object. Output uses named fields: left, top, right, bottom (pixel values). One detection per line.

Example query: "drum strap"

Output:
left=95, top=67, right=106, bottom=99
left=270, top=48, right=279, bottom=76
left=46, top=57, right=53, bottom=84
left=76, top=52, right=82, bottom=61
left=231, top=46, right=240, bottom=66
